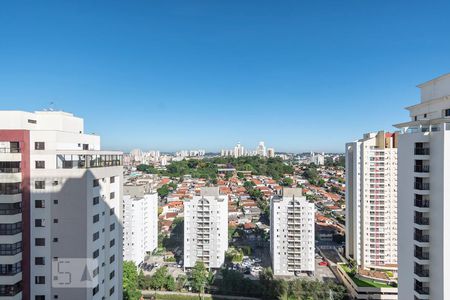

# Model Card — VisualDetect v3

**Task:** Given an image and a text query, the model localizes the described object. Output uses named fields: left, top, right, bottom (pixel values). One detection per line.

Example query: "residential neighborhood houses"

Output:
left=120, top=152, right=349, bottom=298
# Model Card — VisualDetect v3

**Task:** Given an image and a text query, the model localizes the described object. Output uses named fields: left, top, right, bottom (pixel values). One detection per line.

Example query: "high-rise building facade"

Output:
left=395, top=74, right=450, bottom=300
left=0, top=111, right=123, bottom=300
left=123, top=185, right=158, bottom=266
left=345, top=131, right=398, bottom=271
left=270, top=188, right=315, bottom=276
left=183, top=187, right=228, bottom=269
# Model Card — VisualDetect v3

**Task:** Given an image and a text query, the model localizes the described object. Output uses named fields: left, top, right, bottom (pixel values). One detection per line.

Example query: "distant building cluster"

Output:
left=221, top=141, right=275, bottom=158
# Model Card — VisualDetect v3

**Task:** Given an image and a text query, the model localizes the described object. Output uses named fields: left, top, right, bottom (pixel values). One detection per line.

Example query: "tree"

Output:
left=280, top=177, right=294, bottom=187
left=150, top=266, right=169, bottom=290
left=123, top=261, right=142, bottom=300
left=157, top=184, right=170, bottom=198
left=190, top=261, right=208, bottom=293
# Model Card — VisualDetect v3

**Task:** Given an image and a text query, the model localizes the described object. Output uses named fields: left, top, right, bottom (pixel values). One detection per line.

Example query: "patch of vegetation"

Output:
left=139, top=156, right=293, bottom=180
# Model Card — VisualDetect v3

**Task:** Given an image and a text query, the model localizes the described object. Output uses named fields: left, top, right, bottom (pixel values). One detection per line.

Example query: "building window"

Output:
left=93, top=249, right=99, bottom=259
left=110, top=223, right=115, bottom=231
left=35, top=276, right=46, bottom=284
left=93, top=179, right=99, bottom=187
left=53, top=200, right=58, bottom=204
left=83, top=144, right=89, bottom=150
left=27, top=119, right=37, bottom=124
left=0, top=182, right=21, bottom=195
left=110, top=286, right=115, bottom=296
left=0, top=222, right=22, bottom=235
left=35, top=219, right=45, bottom=227
left=53, top=238, right=58, bottom=242
left=35, top=142, right=45, bottom=150
left=0, top=241, right=22, bottom=255
left=110, top=208, right=114, bottom=215
left=445, top=108, right=450, bottom=117
left=109, top=270, right=115, bottom=280
left=93, top=197, right=99, bottom=205
left=109, top=255, right=115, bottom=264
left=35, top=296, right=45, bottom=300
left=93, top=214, right=99, bottom=223
left=35, top=161, right=45, bottom=169
left=53, top=219, right=58, bottom=224
left=35, top=181, right=45, bottom=189
left=110, top=192, right=115, bottom=199
left=93, top=232, right=99, bottom=241
left=110, top=176, right=115, bottom=183
left=35, top=257, right=45, bottom=265
left=110, top=239, right=115, bottom=248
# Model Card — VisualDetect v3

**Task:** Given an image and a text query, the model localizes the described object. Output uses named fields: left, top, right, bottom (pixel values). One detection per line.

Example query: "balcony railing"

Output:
left=414, top=233, right=430, bottom=243
left=415, top=182, right=430, bottom=190
left=0, top=148, right=20, bottom=154
left=414, top=284, right=430, bottom=295
left=414, top=251, right=430, bottom=260
left=414, top=217, right=430, bottom=226
left=415, top=148, right=430, bottom=155
left=414, top=165, right=430, bottom=173
left=415, top=199, right=430, bottom=208
left=414, top=267, right=430, bottom=278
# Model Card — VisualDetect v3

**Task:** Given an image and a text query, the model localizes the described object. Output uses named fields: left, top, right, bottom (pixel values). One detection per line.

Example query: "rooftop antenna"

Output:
left=49, top=101, right=55, bottom=111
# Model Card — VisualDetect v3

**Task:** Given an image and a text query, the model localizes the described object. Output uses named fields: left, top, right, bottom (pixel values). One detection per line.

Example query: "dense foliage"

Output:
left=138, top=156, right=293, bottom=180
left=123, top=261, right=142, bottom=300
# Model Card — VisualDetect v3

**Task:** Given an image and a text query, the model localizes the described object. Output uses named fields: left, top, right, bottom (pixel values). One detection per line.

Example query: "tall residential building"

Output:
left=123, top=185, right=158, bottom=266
left=345, top=131, right=398, bottom=271
left=183, top=187, right=228, bottom=269
left=394, top=73, right=450, bottom=300
left=267, top=148, right=275, bottom=158
left=257, top=141, right=267, bottom=157
left=0, top=111, right=123, bottom=300
left=270, top=188, right=315, bottom=276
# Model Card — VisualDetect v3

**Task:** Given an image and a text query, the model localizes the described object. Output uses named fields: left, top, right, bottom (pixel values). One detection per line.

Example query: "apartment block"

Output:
left=0, top=111, right=123, bottom=300
left=183, top=187, right=228, bottom=269
left=345, top=131, right=398, bottom=271
left=395, top=73, right=450, bottom=300
left=270, top=188, right=315, bottom=276
left=123, top=185, right=158, bottom=266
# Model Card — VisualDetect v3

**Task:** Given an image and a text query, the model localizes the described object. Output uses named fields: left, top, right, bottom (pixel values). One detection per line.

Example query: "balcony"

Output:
left=414, top=267, right=429, bottom=278
left=414, top=148, right=430, bottom=155
left=414, top=165, right=430, bottom=173
left=414, top=284, right=430, bottom=295
left=414, top=250, right=430, bottom=260
left=0, top=148, right=20, bottom=154
left=415, top=182, right=430, bottom=190
left=414, top=217, right=430, bottom=226
left=415, top=199, right=430, bottom=208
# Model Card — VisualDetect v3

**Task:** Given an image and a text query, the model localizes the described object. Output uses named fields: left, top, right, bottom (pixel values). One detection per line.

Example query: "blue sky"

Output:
left=1, top=0, right=450, bottom=153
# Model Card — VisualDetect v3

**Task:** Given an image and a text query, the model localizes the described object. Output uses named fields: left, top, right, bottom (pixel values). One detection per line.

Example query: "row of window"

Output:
left=0, top=262, right=22, bottom=275
left=0, top=222, right=22, bottom=235
left=93, top=176, right=116, bottom=187
left=0, top=242, right=22, bottom=256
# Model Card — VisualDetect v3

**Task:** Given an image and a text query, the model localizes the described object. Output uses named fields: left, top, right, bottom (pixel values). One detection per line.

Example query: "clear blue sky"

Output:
left=1, top=0, right=450, bottom=153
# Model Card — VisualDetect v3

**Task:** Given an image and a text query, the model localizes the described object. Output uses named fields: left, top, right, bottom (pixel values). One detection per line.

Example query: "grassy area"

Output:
left=340, top=264, right=393, bottom=288
left=153, top=295, right=212, bottom=300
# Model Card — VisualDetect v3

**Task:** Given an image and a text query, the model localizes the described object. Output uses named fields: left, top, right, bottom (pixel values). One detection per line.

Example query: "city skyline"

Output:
left=2, top=1, right=450, bottom=152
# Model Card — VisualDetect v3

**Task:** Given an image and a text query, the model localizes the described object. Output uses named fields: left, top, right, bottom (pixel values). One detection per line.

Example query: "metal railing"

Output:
left=414, top=148, right=430, bottom=155
left=415, top=182, right=430, bottom=190
left=0, top=148, right=20, bottom=154
left=414, top=165, right=430, bottom=173
left=414, top=199, right=430, bottom=208
left=414, top=233, right=430, bottom=243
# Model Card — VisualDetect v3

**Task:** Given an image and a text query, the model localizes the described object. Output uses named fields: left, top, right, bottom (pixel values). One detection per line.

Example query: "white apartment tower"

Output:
left=345, top=131, right=398, bottom=271
left=183, top=187, right=228, bottom=269
left=122, top=185, right=158, bottom=266
left=0, top=111, right=123, bottom=300
left=395, top=74, right=450, bottom=300
left=270, top=188, right=315, bottom=276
